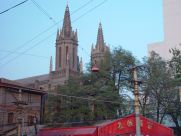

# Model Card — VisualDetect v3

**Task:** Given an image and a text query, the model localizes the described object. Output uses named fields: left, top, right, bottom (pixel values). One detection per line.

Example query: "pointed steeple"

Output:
left=79, top=57, right=83, bottom=73
left=62, top=5, right=72, bottom=37
left=56, top=29, right=59, bottom=40
left=49, top=56, right=53, bottom=73
left=91, top=44, right=94, bottom=51
left=96, top=22, right=104, bottom=50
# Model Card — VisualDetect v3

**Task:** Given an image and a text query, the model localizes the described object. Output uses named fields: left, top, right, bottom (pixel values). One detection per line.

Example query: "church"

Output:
left=16, top=5, right=110, bottom=91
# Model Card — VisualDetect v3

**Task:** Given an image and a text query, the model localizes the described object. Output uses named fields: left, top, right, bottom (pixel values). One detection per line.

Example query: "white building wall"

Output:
left=163, top=0, right=181, bottom=42
left=148, top=0, right=181, bottom=60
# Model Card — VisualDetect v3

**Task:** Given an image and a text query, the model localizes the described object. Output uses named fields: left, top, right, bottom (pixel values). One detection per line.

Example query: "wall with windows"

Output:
left=0, top=86, right=43, bottom=132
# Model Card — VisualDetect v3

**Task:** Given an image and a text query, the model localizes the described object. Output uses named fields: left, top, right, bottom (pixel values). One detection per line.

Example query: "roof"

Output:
left=37, top=114, right=174, bottom=136
left=15, top=74, right=49, bottom=85
left=0, top=78, right=46, bottom=95
left=37, top=126, right=97, bottom=136
left=97, top=114, right=174, bottom=136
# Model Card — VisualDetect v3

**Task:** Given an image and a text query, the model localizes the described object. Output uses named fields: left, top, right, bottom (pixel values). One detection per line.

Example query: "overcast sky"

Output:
left=0, top=0, right=163, bottom=80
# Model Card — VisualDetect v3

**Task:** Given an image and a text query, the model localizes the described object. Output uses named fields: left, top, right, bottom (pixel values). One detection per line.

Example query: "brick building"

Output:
left=0, top=78, right=46, bottom=134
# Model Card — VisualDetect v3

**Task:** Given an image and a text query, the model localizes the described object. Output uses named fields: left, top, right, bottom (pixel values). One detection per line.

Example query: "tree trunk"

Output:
left=156, top=102, right=160, bottom=123
left=170, top=114, right=181, bottom=135
left=159, top=110, right=166, bottom=124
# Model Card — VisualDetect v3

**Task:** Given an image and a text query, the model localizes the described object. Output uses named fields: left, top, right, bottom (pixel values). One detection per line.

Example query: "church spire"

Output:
left=79, top=57, right=83, bottom=73
left=49, top=56, right=53, bottom=73
left=62, top=5, right=72, bottom=37
left=96, top=22, right=104, bottom=50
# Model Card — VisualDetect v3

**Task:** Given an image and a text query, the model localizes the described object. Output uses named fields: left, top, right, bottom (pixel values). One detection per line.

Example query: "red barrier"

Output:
left=38, top=114, right=174, bottom=136
left=37, top=126, right=98, bottom=136
left=98, top=114, right=174, bottom=136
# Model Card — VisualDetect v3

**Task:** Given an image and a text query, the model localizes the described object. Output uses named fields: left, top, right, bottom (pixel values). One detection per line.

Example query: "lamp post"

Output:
left=132, top=67, right=141, bottom=136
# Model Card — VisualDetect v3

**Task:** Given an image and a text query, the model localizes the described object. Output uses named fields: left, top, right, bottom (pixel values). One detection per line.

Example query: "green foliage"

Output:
left=45, top=73, right=122, bottom=123
left=138, top=51, right=181, bottom=135
left=169, top=48, right=181, bottom=81
left=111, top=46, right=137, bottom=92
left=44, top=46, right=137, bottom=124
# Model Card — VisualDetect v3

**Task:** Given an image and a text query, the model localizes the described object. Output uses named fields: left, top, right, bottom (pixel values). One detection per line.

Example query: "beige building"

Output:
left=16, top=5, right=81, bottom=91
left=0, top=78, right=46, bottom=135
left=91, top=23, right=110, bottom=69
left=148, top=0, right=181, bottom=60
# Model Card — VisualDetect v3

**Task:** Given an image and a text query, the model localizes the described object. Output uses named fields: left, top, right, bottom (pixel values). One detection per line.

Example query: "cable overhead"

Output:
left=72, top=0, right=108, bottom=23
left=48, top=92, right=122, bottom=105
left=0, top=32, right=55, bottom=68
left=0, top=0, right=108, bottom=68
left=0, top=50, right=49, bottom=59
left=31, top=0, right=56, bottom=24
left=0, top=0, right=93, bottom=61
left=0, top=0, right=29, bottom=15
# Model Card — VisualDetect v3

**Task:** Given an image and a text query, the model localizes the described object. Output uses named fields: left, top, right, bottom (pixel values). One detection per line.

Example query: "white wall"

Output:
left=148, top=0, right=181, bottom=60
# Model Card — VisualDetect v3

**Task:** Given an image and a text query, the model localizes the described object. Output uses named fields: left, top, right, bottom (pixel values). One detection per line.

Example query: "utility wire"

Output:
left=48, top=92, right=122, bottom=105
left=0, top=32, right=55, bottom=68
left=0, top=0, right=108, bottom=68
left=31, top=0, right=56, bottom=24
left=0, top=49, right=49, bottom=59
left=0, top=0, right=28, bottom=15
left=0, top=0, right=94, bottom=61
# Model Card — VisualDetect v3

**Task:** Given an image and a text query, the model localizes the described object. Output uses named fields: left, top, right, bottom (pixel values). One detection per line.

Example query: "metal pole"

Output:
left=133, top=68, right=141, bottom=136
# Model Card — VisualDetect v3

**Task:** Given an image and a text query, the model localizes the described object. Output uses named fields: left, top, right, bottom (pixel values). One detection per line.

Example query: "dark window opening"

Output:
left=73, top=48, right=75, bottom=67
left=28, top=115, right=34, bottom=126
left=59, top=47, right=61, bottom=67
left=28, top=93, right=32, bottom=103
left=66, top=46, right=69, bottom=64
left=8, top=113, right=14, bottom=124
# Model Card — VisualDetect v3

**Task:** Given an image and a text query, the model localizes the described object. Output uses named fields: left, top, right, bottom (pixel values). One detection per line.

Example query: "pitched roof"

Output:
left=0, top=78, right=46, bottom=94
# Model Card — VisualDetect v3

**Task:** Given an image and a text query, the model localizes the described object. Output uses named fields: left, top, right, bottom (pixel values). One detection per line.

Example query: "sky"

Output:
left=0, top=0, right=163, bottom=80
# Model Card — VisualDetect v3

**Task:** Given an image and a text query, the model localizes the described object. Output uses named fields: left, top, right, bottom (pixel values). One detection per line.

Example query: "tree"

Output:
left=168, top=48, right=181, bottom=135
left=111, top=46, right=137, bottom=93
left=139, top=52, right=174, bottom=123
left=138, top=51, right=181, bottom=135
left=44, top=46, right=138, bottom=123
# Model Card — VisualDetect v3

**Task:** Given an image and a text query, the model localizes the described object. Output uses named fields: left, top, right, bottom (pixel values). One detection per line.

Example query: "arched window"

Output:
left=59, top=47, right=61, bottom=67
left=73, top=47, right=75, bottom=67
left=66, top=46, right=69, bottom=64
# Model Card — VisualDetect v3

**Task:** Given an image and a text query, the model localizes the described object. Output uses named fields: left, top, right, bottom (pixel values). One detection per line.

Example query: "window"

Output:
left=8, top=113, right=14, bottom=124
left=28, top=115, right=34, bottom=126
left=28, top=93, right=32, bottom=103
left=66, top=46, right=69, bottom=64
left=73, top=48, right=75, bottom=67
left=59, top=47, right=61, bottom=67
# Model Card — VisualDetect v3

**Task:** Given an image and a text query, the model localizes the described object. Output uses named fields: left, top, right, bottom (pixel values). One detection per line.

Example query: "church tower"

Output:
left=55, top=5, right=78, bottom=76
left=49, top=5, right=79, bottom=87
left=91, top=23, right=110, bottom=69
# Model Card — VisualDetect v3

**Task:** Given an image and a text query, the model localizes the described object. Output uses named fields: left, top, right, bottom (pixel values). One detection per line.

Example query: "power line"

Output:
left=31, top=0, right=56, bottom=24
left=48, top=92, right=122, bottom=105
left=0, top=0, right=29, bottom=15
left=0, top=0, right=94, bottom=62
left=0, top=0, right=108, bottom=68
left=0, top=49, right=49, bottom=59
left=72, top=0, right=108, bottom=23
left=0, top=32, right=55, bottom=68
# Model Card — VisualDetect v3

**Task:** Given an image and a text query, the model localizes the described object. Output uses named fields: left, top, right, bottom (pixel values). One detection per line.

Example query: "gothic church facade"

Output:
left=16, top=5, right=109, bottom=91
